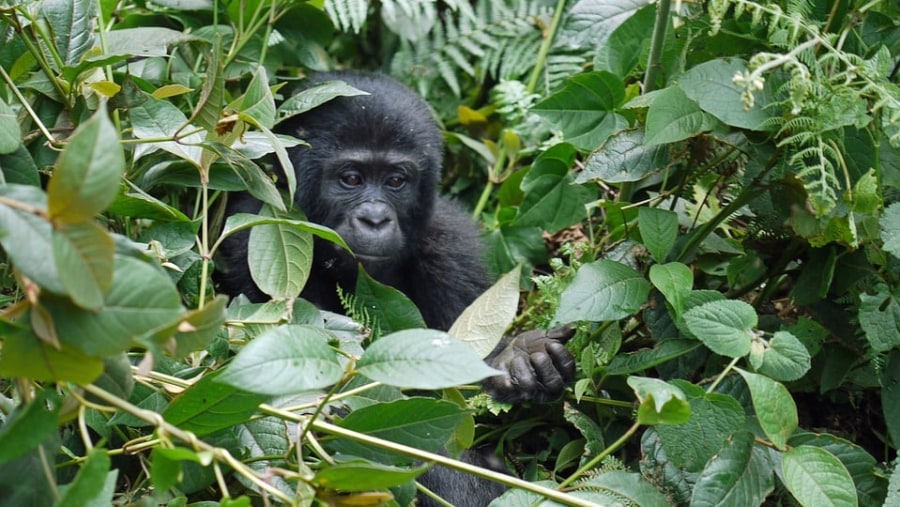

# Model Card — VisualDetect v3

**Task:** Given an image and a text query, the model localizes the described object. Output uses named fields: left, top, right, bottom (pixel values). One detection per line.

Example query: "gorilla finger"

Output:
left=545, top=341, right=576, bottom=381
left=545, top=324, right=576, bottom=344
left=529, top=351, right=566, bottom=396
left=482, top=374, right=515, bottom=402
left=507, top=355, right=538, bottom=400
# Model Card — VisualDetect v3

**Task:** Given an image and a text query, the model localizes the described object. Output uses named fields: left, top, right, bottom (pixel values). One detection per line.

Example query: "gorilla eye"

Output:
left=340, top=173, right=363, bottom=187
left=385, top=175, right=406, bottom=189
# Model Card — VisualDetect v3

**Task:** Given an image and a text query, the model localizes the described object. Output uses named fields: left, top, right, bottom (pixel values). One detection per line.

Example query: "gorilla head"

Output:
left=287, top=73, right=442, bottom=281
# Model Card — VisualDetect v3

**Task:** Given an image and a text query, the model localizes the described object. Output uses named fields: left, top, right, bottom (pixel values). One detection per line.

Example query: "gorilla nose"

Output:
left=354, top=202, right=393, bottom=230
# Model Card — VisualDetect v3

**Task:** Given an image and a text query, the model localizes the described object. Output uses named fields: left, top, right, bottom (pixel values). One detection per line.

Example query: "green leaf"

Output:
left=789, top=432, right=888, bottom=506
left=606, top=339, right=700, bottom=375
left=354, top=266, right=426, bottom=335
left=627, top=376, right=690, bottom=425
left=0, top=390, right=60, bottom=464
left=164, top=370, right=268, bottom=436
left=276, top=79, right=370, bottom=123
left=684, top=300, right=756, bottom=358
left=858, top=284, right=900, bottom=352
left=533, top=71, right=629, bottom=152
left=47, top=255, right=184, bottom=357
left=52, top=222, right=115, bottom=310
left=40, top=0, right=97, bottom=65
left=881, top=202, right=900, bottom=258
left=313, top=461, right=427, bottom=491
left=751, top=331, right=811, bottom=381
left=217, top=325, right=343, bottom=395
left=0, top=188, right=66, bottom=295
left=639, top=208, right=679, bottom=263
left=0, top=97, right=21, bottom=154
left=107, top=188, right=191, bottom=221
left=782, top=446, right=858, bottom=507
left=576, top=470, right=670, bottom=507
left=735, top=368, right=797, bottom=450
left=0, top=326, right=103, bottom=383
left=656, top=381, right=745, bottom=472
left=644, top=86, right=719, bottom=146
left=187, top=35, right=224, bottom=133
left=690, top=431, right=774, bottom=507
left=554, top=260, right=651, bottom=324
left=248, top=205, right=313, bottom=299
left=515, top=143, right=592, bottom=232
left=0, top=145, right=41, bottom=186
left=56, top=448, right=116, bottom=507
left=649, top=262, right=693, bottom=317
left=678, top=59, right=772, bottom=131
left=330, top=398, right=466, bottom=465
left=150, top=447, right=211, bottom=494
left=356, top=329, right=502, bottom=389
left=449, top=265, right=521, bottom=358
left=169, top=296, right=228, bottom=357
left=578, top=129, right=668, bottom=184
left=130, top=94, right=203, bottom=165
left=48, top=104, right=125, bottom=223
left=234, top=67, right=276, bottom=130
left=593, top=5, right=655, bottom=77
left=882, top=352, right=900, bottom=455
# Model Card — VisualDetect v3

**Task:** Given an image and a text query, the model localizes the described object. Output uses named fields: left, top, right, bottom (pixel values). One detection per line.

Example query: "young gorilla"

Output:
left=217, top=72, right=575, bottom=505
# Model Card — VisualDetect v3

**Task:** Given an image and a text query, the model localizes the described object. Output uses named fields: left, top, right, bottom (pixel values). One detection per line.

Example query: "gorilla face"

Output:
left=283, top=72, right=442, bottom=281
left=317, top=148, right=421, bottom=272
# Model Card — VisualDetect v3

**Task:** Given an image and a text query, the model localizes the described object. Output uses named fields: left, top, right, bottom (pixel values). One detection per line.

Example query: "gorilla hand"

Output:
left=483, top=325, right=576, bottom=403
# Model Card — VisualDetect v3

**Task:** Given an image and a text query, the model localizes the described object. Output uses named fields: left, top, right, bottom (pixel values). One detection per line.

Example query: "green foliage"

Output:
left=1, top=0, right=899, bottom=505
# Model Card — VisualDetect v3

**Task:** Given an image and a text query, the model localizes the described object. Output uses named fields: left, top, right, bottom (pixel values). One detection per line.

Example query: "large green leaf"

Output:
left=628, top=376, right=690, bottom=425
left=0, top=390, right=61, bottom=464
left=48, top=104, right=125, bottom=224
left=553, top=260, right=650, bottom=324
left=639, top=208, right=679, bottom=263
left=690, top=431, right=774, bottom=507
left=0, top=326, right=103, bottom=383
left=329, top=398, right=466, bottom=465
left=736, top=368, right=797, bottom=450
left=678, top=59, right=772, bottom=131
left=782, top=446, right=858, bottom=507
left=217, top=325, right=343, bottom=395
left=56, top=448, right=116, bottom=507
left=248, top=206, right=313, bottom=300
left=449, top=265, right=521, bottom=358
left=643, top=86, right=719, bottom=146
left=356, top=329, right=501, bottom=389
left=313, top=461, right=427, bottom=491
left=684, top=300, right=756, bottom=358
left=52, top=221, right=115, bottom=310
left=533, top=71, right=629, bottom=152
left=40, top=0, right=97, bottom=66
left=354, top=266, right=426, bottom=335
left=164, top=370, right=268, bottom=436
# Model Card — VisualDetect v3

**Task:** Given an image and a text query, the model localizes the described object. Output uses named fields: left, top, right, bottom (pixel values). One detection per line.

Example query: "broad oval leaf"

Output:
left=690, top=431, right=775, bottom=507
left=736, top=368, right=798, bottom=450
left=164, top=369, right=268, bottom=436
left=52, top=222, right=115, bottom=310
left=649, top=262, right=693, bottom=318
left=356, top=329, right=502, bottom=389
left=313, top=461, right=427, bottom=491
left=678, top=59, right=772, bottom=131
left=753, top=331, right=811, bottom=381
left=782, top=446, right=858, bottom=507
left=355, top=266, right=426, bottom=335
left=639, top=208, right=679, bottom=263
left=449, top=265, right=521, bottom=358
left=684, top=299, right=757, bottom=358
left=644, top=86, right=719, bottom=146
left=248, top=206, right=313, bottom=299
left=0, top=98, right=21, bottom=154
left=554, top=260, right=651, bottom=324
left=48, top=104, right=125, bottom=223
left=217, top=325, right=343, bottom=395
left=578, top=129, right=668, bottom=184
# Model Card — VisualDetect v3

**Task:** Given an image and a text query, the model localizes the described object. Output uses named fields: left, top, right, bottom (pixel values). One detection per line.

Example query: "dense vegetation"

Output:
left=1, top=0, right=899, bottom=505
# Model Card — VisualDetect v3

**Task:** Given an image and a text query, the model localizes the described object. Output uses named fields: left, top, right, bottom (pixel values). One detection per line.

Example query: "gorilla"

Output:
left=216, top=71, right=575, bottom=505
